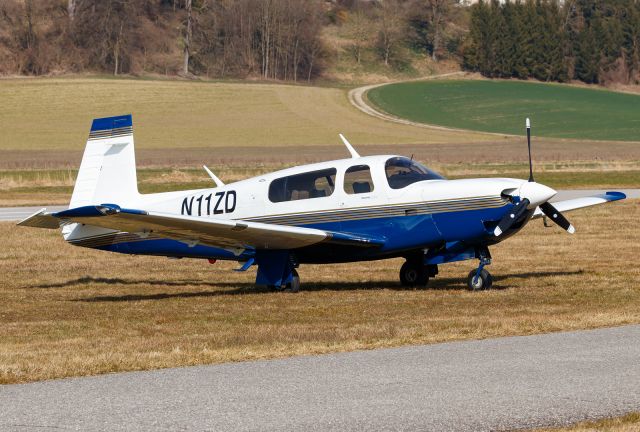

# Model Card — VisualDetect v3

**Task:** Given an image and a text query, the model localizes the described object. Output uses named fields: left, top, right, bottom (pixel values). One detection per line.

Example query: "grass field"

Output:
left=1, top=77, right=639, bottom=191
left=367, top=80, right=640, bottom=141
left=1, top=199, right=638, bottom=384
left=1, top=76, right=638, bottom=390
left=0, top=78, right=490, bottom=151
left=533, top=413, right=640, bottom=431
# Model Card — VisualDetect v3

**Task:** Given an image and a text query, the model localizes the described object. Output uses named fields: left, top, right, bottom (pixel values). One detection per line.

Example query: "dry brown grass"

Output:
left=0, top=78, right=489, bottom=152
left=531, top=413, right=640, bottom=431
left=0, top=200, right=638, bottom=384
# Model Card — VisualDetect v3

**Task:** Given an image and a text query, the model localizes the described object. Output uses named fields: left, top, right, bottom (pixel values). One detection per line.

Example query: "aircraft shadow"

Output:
left=34, top=276, right=222, bottom=289
left=44, top=270, right=584, bottom=303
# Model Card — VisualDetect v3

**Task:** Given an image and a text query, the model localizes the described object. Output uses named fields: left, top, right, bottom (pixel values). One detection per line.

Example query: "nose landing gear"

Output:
left=467, top=248, right=493, bottom=291
left=467, top=268, right=492, bottom=290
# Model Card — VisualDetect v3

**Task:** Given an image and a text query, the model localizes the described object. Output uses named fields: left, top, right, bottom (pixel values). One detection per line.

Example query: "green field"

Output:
left=367, top=80, right=640, bottom=141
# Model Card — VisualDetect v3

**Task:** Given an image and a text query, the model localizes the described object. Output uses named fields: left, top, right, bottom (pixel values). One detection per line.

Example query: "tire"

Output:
left=284, top=269, right=300, bottom=293
left=400, top=261, right=429, bottom=287
left=467, top=269, right=492, bottom=291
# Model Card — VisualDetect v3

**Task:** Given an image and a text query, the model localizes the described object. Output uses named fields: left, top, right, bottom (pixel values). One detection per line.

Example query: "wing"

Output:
left=532, top=191, right=626, bottom=219
left=19, top=204, right=384, bottom=250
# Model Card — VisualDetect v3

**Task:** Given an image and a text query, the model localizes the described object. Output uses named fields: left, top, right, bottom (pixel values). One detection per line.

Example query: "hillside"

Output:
left=2, top=1, right=637, bottom=87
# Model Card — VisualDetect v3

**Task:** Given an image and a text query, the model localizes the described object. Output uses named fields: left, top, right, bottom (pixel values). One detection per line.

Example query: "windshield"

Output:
left=385, top=157, right=445, bottom=189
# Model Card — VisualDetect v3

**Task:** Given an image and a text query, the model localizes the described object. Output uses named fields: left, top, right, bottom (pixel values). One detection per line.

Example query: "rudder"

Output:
left=70, top=114, right=140, bottom=208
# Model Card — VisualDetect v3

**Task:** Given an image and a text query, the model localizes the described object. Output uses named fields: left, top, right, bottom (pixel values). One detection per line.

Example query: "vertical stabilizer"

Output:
left=70, top=114, right=140, bottom=208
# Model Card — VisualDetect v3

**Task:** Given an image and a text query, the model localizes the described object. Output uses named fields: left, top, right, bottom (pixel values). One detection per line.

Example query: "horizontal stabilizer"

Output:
left=17, top=208, right=62, bottom=229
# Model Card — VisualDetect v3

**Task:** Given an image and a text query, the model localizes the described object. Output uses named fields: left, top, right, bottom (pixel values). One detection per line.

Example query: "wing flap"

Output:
left=532, top=191, right=626, bottom=219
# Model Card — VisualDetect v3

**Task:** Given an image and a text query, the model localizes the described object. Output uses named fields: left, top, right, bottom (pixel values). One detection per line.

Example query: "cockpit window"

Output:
left=268, top=168, right=337, bottom=203
left=385, top=157, right=444, bottom=189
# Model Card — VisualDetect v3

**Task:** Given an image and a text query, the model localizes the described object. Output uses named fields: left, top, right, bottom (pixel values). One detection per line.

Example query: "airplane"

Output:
left=19, top=115, right=626, bottom=291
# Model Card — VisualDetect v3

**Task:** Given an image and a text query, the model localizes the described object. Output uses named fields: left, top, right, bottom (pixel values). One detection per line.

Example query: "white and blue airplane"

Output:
left=19, top=115, right=626, bottom=291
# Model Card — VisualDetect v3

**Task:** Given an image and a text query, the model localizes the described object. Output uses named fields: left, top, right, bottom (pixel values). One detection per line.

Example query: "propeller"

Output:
left=493, top=198, right=530, bottom=237
left=493, top=118, right=575, bottom=237
left=539, top=202, right=575, bottom=234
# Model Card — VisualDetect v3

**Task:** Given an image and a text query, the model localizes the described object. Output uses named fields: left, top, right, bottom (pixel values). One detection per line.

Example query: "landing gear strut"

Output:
left=268, top=269, right=300, bottom=293
left=400, top=259, right=437, bottom=287
left=285, top=269, right=300, bottom=293
left=467, top=248, right=493, bottom=291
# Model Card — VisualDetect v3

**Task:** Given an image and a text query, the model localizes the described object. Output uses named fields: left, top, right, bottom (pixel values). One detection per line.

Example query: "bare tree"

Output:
left=195, top=0, right=323, bottom=81
left=425, top=0, right=452, bottom=61
left=183, top=0, right=192, bottom=75
left=305, top=37, right=323, bottom=82
left=0, top=0, right=324, bottom=80
left=344, top=7, right=372, bottom=65
left=71, top=0, right=155, bottom=75
left=376, top=0, right=407, bottom=66
left=68, top=0, right=76, bottom=21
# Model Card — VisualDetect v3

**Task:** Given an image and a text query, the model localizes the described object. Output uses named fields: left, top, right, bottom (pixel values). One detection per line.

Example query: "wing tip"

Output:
left=605, top=191, right=626, bottom=202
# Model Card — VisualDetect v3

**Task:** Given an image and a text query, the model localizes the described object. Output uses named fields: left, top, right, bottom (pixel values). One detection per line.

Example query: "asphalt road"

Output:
left=0, top=205, right=67, bottom=223
left=2, top=325, right=640, bottom=431
left=1, top=190, right=637, bottom=223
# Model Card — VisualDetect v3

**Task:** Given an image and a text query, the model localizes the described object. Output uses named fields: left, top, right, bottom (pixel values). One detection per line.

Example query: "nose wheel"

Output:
left=467, top=268, right=493, bottom=290
left=467, top=249, right=493, bottom=291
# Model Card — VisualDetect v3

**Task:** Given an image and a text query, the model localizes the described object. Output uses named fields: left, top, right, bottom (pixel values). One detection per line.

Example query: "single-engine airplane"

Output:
left=19, top=115, right=626, bottom=291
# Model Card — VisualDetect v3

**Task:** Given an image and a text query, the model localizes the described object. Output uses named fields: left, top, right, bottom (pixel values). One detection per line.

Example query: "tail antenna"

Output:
left=526, top=118, right=534, bottom=182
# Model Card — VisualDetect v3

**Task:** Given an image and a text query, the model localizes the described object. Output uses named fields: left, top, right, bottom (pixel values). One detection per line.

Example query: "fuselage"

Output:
left=62, top=155, right=541, bottom=264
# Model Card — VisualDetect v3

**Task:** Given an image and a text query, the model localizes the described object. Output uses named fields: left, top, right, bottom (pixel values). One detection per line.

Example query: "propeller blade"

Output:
left=539, top=202, right=575, bottom=234
left=494, top=198, right=530, bottom=237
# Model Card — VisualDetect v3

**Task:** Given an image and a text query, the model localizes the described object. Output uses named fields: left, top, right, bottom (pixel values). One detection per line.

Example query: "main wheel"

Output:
left=400, top=261, right=429, bottom=287
left=467, top=269, right=493, bottom=291
left=284, top=269, right=300, bottom=293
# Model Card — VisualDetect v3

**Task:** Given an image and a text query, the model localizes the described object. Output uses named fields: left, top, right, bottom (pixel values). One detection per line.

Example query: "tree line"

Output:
left=1, top=0, right=638, bottom=86
left=463, top=0, right=640, bottom=84
left=0, top=0, right=326, bottom=81
left=0, top=0, right=468, bottom=80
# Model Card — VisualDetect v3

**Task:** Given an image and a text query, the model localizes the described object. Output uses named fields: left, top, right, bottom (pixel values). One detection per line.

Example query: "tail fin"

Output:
left=70, top=114, right=140, bottom=208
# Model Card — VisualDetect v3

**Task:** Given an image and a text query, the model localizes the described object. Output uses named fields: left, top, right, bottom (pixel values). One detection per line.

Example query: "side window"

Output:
left=268, top=168, right=336, bottom=203
left=344, top=165, right=374, bottom=194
